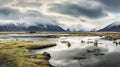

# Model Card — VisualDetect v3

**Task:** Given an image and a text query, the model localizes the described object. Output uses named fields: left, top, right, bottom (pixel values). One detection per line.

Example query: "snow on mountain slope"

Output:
left=48, top=14, right=95, bottom=32
left=98, top=21, right=120, bottom=32
left=0, top=22, right=65, bottom=32
left=106, top=21, right=120, bottom=28
left=60, top=23, right=94, bottom=32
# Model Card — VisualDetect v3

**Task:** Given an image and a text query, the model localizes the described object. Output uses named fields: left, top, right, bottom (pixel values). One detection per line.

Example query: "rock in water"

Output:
left=42, top=52, right=51, bottom=60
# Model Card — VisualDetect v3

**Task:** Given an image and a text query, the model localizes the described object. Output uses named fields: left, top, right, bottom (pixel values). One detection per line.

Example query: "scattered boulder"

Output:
left=42, top=52, right=51, bottom=60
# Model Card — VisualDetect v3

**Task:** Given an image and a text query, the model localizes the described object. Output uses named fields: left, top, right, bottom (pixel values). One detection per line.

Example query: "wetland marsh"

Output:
left=0, top=32, right=120, bottom=67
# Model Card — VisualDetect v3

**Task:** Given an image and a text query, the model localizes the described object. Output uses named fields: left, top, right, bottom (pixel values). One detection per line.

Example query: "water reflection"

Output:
left=32, top=36, right=120, bottom=67
left=0, top=35, right=120, bottom=67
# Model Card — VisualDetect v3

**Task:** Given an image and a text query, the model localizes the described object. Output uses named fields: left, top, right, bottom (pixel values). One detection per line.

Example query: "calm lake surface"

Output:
left=0, top=34, right=120, bottom=67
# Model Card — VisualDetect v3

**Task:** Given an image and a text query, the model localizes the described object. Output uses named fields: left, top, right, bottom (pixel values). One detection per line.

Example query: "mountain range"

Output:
left=0, top=21, right=119, bottom=32
left=0, top=23, right=65, bottom=32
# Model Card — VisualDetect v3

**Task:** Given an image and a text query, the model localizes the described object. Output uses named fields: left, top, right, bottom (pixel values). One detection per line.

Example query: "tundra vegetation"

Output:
left=0, top=40, right=56, bottom=67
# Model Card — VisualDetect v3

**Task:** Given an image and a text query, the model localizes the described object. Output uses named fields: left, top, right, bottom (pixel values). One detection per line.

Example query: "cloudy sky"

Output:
left=0, top=0, right=120, bottom=30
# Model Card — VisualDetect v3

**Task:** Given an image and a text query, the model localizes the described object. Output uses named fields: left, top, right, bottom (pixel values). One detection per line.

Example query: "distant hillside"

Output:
left=98, top=22, right=120, bottom=32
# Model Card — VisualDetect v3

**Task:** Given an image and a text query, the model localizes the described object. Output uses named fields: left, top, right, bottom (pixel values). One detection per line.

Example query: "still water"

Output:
left=0, top=34, right=120, bottom=67
left=32, top=36, right=120, bottom=67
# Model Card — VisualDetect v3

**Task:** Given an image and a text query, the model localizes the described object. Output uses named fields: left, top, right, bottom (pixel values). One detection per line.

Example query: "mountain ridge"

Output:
left=98, top=21, right=120, bottom=32
left=0, top=22, right=65, bottom=32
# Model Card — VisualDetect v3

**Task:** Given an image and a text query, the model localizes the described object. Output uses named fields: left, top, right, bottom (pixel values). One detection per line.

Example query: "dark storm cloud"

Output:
left=49, top=3, right=107, bottom=18
left=0, top=7, right=44, bottom=20
left=0, top=7, right=20, bottom=20
left=0, top=7, right=46, bottom=20
left=97, top=0, right=120, bottom=13
left=0, top=7, right=58, bottom=25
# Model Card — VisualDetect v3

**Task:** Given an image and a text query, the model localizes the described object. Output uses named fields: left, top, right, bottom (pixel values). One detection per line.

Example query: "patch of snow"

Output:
left=108, top=21, right=120, bottom=28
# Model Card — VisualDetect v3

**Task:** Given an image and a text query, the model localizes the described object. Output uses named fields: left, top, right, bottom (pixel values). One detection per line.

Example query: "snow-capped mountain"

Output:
left=60, top=23, right=93, bottom=32
left=0, top=21, right=100, bottom=32
left=0, top=22, right=65, bottom=32
left=98, top=21, right=120, bottom=32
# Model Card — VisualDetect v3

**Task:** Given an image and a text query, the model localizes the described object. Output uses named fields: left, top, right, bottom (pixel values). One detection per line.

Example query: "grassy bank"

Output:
left=0, top=40, right=56, bottom=67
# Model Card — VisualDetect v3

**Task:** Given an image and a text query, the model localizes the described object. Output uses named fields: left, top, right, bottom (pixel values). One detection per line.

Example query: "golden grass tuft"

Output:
left=0, top=40, right=56, bottom=67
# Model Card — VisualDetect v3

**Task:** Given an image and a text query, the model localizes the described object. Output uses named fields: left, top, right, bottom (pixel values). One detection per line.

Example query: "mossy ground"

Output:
left=0, top=40, right=56, bottom=67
